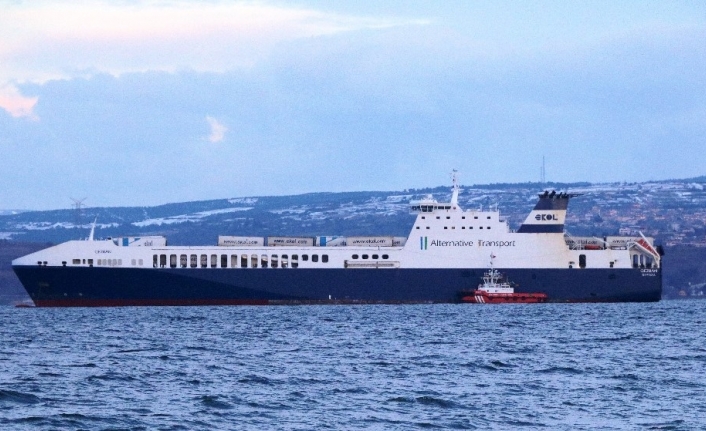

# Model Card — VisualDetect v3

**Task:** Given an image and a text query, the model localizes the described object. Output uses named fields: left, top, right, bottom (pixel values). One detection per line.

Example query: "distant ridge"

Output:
left=1, top=176, right=705, bottom=248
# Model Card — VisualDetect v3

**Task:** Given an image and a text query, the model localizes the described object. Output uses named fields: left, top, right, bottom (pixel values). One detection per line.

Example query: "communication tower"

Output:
left=70, top=197, right=87, bottom=228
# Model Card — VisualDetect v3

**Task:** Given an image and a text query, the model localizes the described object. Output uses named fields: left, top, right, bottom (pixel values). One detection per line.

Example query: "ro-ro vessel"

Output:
left=12, top=174, right=663, bottom=306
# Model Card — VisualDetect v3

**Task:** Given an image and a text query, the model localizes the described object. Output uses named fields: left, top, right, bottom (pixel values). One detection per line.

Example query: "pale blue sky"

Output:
left=1, top=0, right=704, bottom=210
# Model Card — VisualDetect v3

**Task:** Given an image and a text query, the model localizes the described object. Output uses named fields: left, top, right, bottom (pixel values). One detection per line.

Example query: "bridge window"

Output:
left=302, top=254, right=309, bottom=261
left=210, top=254, right=217, bottom=268
left=160, top=254, right=167, bottom=268
left=312, top=254, right=319, bottom=263
left=251, top=254, right=258, bottom=268
left=190, top=254, right=197, bottom=268
left=261, top=255, right=268, bottom=268
left=579, top=254, right=586, bottom=269
left=231, top=255, right=237, bottom=268
left=241, top=254, right=248, bottom=268
left=200, top=254, right=207, bottom=268
left=322, top=255, right=329, bottom=263
left=291, top=254, right=298, bottom=268
left=170, top=254, right=177, bottom=268
left=220, top=254, right=227, bottom=268
left=281, top=254, right=288, bottom=268
left=180, top=254, right=187, bottom=268
left=272, top=254, right=278, bottom=268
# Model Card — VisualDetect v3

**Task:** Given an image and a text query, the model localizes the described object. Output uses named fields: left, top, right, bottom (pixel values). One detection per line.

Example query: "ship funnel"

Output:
left=517, top=192, right=580, bottom=233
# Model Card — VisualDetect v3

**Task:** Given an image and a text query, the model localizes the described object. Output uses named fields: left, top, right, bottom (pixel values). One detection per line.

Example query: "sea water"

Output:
left=1, top=301, right=704, bottom=430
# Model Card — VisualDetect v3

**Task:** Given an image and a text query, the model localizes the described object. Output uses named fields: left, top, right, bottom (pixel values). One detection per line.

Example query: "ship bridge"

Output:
left=409, top=170, right=463, bottom=215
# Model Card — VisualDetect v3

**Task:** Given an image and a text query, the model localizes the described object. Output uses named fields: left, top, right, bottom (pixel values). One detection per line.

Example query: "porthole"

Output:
left=362, top=254, right=369, bottom=259
left=352, top=254, right=359, bottom=259
left=382, top=254, right=389, bottom=259
left=372, top=254, right=379, bottom=259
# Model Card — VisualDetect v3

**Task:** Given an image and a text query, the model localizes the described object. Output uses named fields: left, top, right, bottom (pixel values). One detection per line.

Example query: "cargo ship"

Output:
left=12, top=174, right=663, bottom=306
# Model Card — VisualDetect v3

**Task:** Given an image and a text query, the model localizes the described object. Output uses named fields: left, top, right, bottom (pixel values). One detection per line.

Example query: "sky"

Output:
left=0, top=0, right=704, bottom=210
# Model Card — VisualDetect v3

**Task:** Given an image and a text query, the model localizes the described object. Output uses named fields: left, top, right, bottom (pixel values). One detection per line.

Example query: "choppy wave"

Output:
left=1, top=301, right=706, bottom=430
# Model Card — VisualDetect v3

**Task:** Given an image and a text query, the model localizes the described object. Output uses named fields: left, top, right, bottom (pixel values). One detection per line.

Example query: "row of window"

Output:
left=350, top=254, right=389, bottom=260
left=411, top=205, right=452, bottom=212
left=416, top=226, right=492, bottom=230
left=153, top=253, right=330, bottom=269
left=94, top=258, right=144, bottom=267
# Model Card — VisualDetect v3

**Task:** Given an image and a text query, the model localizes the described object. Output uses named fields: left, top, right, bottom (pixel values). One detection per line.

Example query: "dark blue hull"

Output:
left=13, top=265, right=662, bottom=306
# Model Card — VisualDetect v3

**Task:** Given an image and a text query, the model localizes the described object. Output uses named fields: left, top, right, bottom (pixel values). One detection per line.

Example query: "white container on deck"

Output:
left=217, top=236, right=265, bottom=247
left=267, top=236, right=315, bottom=247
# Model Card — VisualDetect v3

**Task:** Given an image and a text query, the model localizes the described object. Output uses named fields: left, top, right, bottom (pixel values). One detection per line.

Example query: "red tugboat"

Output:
left=462, top=256, right=548, bottom=304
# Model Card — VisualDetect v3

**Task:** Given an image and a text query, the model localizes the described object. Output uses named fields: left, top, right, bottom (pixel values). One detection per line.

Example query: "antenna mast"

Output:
left=540, top=156, right=546, bottom=185
left=539, top=156, right=547, bottom=186
left=450, top=169, right=460, bottom=207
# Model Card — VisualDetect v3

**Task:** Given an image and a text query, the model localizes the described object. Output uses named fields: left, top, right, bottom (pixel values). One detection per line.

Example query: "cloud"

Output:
left=0, top=1, right=424, bottom=119
left=0, top=1, right=421, bottom=83
left=0, top=85, right=38, bottom=119
left=206, top=116, right=227, bottom=143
